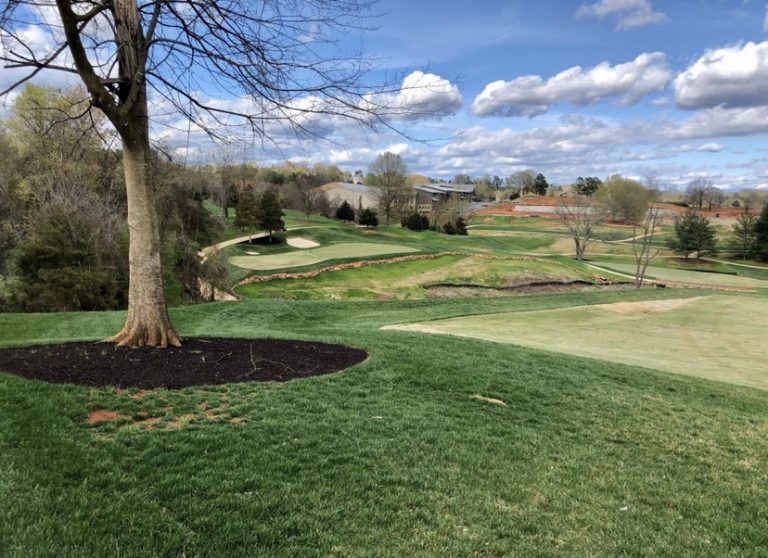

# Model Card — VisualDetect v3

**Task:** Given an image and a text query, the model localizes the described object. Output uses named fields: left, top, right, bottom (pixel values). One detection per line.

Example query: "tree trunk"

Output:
left=106, top=97, right=181, bottom=347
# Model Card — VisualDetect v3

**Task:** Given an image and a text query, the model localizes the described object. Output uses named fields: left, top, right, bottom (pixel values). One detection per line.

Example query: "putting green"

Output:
left=384, top=295, right=768, bottom=391
left=230, top=242, right=419, bottom=271
left=592, top=261, right=768, bottom=289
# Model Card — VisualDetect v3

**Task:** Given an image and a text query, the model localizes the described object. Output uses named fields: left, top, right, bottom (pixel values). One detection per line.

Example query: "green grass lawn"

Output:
left=590, top=261, right=768, bottom=289
left=2, top=290, right=768, bottom=556
left=222, top=222, right=557, bottom=285
left=386, top=293, right=768, bottom=391
left=229, top=242, right=421, bottom=271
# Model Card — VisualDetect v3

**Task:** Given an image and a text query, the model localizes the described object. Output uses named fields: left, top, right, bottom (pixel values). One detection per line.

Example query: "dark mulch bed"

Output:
left=0, top=338, right=368, bottom=389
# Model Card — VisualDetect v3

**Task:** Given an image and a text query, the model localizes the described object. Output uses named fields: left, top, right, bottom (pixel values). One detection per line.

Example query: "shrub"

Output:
left=401, top=212, right=429, bottom=231
left=358, top=208, right=379, bottom=227
left=335, top=200, right=355, bottom=221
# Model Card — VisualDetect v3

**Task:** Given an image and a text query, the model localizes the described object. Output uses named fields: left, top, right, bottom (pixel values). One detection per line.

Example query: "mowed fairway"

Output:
left=591, top=261, right=768, bottom=289
left=229, top=242, right=419, bottom=270
left=386, top=294, right=768, bottom=390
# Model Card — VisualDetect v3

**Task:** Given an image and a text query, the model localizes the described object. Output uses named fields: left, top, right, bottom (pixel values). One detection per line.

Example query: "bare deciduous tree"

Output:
left=213, top=141, right=239, bottom=221
left=0, top=0, right=415, bottom=346
left=557, top=195, right=602, bottom=261
left=369, top=151, right=410, bottom=225
left=291, top=174, right=322, bottom=223
left=631, top=203, right=662, bottom=288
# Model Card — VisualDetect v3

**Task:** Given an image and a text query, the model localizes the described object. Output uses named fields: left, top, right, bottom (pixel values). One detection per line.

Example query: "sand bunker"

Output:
left=245, top=251, right=260, bottom=255
left=594, top=297, right=707, bottom=315
left=287, top=237, right=320, bottom=249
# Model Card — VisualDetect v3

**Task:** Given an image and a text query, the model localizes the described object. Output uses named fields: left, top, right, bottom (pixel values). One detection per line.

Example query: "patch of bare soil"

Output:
left=595, top=297, right=707, bottom=315
left=0, top=338, right=367, bottom=389
left=425, top=280, right=632, bottom=299
left=668, top=258, right=713, bottom=266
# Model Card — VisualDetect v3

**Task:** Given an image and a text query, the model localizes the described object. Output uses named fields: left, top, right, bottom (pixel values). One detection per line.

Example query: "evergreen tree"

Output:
left=234, top=187, right=259, bottom=231
left=402, top=212, right=429, bottom=231
left=573, top=176, right=602, bottom=197
left=755, top=204, right=768, bottom=261
left=259, top=188, right=285, bottom=242
left=731, top=213, right=758, bottom=260
left=335, top=200, right=355, bottom=221
left=358, top=208, right=379, bottom=227
left=533, top=173, right=549, bottom=196
left=667, top=211, right=717, bottom=259
left=442, top=221, right=456, bottom=235
left=454, top=216, right=469, bottom=235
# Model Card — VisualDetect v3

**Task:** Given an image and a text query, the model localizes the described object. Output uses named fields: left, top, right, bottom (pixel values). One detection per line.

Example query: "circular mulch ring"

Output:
left=0, top=338, right=368, bottom=389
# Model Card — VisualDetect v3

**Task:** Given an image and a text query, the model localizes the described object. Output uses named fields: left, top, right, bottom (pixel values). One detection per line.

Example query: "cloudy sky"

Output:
left=3, top=0, right=768, bottom=190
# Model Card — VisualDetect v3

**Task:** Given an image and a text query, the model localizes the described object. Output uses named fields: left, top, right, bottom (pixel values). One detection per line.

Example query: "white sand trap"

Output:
left=594, top=297, right=707, bottom=315
left=287, top=237, right=320, bottom=249
left=245, top=251, right=260, bottom=255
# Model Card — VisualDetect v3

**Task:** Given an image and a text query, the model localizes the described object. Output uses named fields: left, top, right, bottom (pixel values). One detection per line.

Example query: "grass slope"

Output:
left=592, top=261, right=768, bottom=289
left=387, top=294, right=768, bottom=391
left=236, top=255, right=596, bottom=300
left=2, top=290, right=768, bottom=557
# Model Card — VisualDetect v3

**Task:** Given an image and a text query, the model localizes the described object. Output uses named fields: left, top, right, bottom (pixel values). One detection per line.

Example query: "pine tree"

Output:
left=454, top=216, right=469, bottom=235
left=731, top=213, right=758, bottom=260
left=667, top=211, right=717, bottom=259
left=755, top=204, right=768, bottom=261
left=258, top=188, right=285, bottom=242
left=358, top=208, right=379, bottom=227
left=335, top=200, right=355, bottom=221
left=234, top=187, right=259, bottom=231
left=533, top=173, right=549, bottom=196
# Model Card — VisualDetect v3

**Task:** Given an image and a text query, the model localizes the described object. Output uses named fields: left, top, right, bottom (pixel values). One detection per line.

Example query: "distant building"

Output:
left=314, top=182, right=378, bottom=211
left=413, top=183, right=476, bottom=213
left=313, top=181, right=477, bottom=216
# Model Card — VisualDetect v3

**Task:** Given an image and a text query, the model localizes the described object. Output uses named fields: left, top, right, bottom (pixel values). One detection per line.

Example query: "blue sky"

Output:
left=3, top=0, right=768, bottom=190
left=317, top=0, right=768, bottom=190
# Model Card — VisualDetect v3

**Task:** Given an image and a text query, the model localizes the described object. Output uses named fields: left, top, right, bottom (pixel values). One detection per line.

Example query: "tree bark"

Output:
left=104, top=0, right=180, bottom=347
left=106, top=108, right=181, bottom=347
left=97, top=0, right=179, bottom=347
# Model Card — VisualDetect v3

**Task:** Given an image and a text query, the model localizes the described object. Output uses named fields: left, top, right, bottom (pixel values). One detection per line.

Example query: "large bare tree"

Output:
left=0, top=0, right=411, bottom=347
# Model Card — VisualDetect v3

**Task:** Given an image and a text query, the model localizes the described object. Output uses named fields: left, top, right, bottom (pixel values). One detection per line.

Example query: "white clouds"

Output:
left=470, top=52, right=670, bottom=117
left=575, top=0, right=668, bottom=30
left=398, top=71, right=463, bottom=117
left=363, top=71, right=463, bottom=120
left=699, top=142, right=725, bottom=152
left=662, top=105, right=768, bottom=140
left=674, top=41, right=768, bottom=110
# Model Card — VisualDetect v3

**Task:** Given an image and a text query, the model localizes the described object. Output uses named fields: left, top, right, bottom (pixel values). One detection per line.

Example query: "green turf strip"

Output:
left=385, top=294, right=768, bottom=391
left=229, top=242, right=420, bottom=270
left=592, top=261, right=768, bottom=288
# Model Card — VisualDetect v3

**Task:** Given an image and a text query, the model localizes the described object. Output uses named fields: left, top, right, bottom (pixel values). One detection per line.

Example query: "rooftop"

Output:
left=413, top=183, right=475, bottom=195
